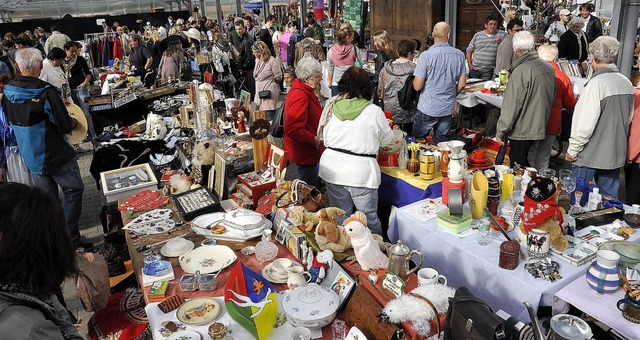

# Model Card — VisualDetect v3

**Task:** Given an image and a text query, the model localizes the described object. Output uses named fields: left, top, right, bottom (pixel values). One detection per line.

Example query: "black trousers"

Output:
left=625, top=162, right=640, bottom=204
left=508, top=139, right=535, bottom=168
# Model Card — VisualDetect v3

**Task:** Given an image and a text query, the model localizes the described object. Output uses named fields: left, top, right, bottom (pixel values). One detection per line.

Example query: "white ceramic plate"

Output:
left=262, top=265, right=288, bottom=284
left=345, top=326, right=367, bottom=340
left=176, top=297, right=222, bottom=326
left=166, top=330, right=203, bottom=339
left=160, top=239, right=195, bottom=257
left=191, top=212, right=271, bottom=241
left=179, top=245, right=237, bottom=274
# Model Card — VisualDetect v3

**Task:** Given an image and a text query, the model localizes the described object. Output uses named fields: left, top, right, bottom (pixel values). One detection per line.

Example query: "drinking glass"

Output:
left=510, top=190, right=524, bottom=207
left=564, top=177, right=576, bottom=195
left=331, top=319, right=346, bottom=340
left=477, top=219, right=490, bottom=246
left=539, top=168, right=556, bottom=179
left=559, top=169, right=572, bottom=191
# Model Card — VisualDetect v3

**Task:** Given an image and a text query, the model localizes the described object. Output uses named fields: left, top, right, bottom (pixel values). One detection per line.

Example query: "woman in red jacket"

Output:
left=283, top=57, right=323, bottom=187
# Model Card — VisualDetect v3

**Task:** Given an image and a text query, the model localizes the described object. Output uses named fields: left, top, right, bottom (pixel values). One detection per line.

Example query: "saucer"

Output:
left=262, top=265, right=288, bottom=284
left=160, top=239, right=194, bottom=257
left=142, top=260, right=172, bottom=276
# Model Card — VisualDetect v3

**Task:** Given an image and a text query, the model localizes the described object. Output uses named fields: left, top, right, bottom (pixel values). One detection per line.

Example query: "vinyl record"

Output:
left=250, top=119, right=271, bottom=140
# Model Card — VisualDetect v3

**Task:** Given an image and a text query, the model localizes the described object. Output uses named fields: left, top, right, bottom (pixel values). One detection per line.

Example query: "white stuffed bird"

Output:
left=343, top=212, right=388, bottom=271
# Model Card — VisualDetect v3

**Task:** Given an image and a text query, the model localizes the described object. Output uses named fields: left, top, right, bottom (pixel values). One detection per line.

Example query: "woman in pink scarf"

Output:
left=327, top=25, right=361, bottom=97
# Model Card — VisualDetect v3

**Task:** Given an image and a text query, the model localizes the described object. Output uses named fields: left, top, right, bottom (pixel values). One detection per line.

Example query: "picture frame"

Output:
left=239, top=90, right=251, bottom=110
left=213, top=152, right=227, bottom=200
left=321, top=260, right=356, bottom=312
left=207, top=166, right=216, bottom=192
left=273, top=207, right=288, bottom=234
left=100, top=163, right=158, bottom=202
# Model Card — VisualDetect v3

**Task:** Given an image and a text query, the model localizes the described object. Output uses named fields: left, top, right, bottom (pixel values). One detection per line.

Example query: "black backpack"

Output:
left=397, top=74, right=418, bottom=110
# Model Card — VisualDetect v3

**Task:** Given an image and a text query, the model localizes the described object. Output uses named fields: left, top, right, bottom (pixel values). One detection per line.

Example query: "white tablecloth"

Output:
left=389, top=199, right=601, bottom=323
left=555, top=275, right=640, bottom=340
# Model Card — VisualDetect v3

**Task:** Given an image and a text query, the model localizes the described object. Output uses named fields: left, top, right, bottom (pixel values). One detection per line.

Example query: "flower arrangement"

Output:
left=407, top=142, right=421, bottom=153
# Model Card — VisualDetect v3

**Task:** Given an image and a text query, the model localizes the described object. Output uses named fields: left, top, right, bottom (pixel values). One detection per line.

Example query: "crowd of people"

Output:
left=0, top=5, right=639, bottom=338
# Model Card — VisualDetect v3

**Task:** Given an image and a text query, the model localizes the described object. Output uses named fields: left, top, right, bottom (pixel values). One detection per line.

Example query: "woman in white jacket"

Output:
left=319, top=67, right=394, bottom=235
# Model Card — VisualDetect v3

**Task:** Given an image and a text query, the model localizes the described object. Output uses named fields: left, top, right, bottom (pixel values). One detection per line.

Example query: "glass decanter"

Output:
left=255, top=229, right=278, bottom=264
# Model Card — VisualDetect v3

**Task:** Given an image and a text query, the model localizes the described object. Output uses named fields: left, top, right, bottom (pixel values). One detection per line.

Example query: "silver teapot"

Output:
left=524, top=301, right=592, bottom=340
left=386, top=240, right=423, bottom=281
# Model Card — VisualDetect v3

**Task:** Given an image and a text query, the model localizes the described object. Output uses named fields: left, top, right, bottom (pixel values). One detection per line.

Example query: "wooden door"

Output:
left=370, top=0, right=445, bottom=51
left=456, top=0, right=500, bottom=49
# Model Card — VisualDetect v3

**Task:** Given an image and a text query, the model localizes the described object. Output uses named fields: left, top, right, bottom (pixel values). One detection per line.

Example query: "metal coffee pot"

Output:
left=524, top=302, right=592, bottom=340
left=386, top=240, right=423, bottom=281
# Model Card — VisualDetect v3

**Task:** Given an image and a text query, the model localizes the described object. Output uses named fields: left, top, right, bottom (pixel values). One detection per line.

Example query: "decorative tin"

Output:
left=499, top=241, right=520, bottom=270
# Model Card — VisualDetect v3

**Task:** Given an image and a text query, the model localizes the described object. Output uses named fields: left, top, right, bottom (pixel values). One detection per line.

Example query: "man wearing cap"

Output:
left=545, top=9, right=572, bottom=41
left=1, top=47, right=89, bottom=250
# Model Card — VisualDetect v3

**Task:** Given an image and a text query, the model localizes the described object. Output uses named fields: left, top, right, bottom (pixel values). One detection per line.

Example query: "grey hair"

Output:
left=15, top=48, right=43, bottom=70
left=512, top=31, right=535, bottom=53
left=537, top=44, right=558, bottom=62
left=589, top=36, right=620, bottom=64
left=568, top=17, right=585, bottom=29
left=295, top=57, right=322, bottom=80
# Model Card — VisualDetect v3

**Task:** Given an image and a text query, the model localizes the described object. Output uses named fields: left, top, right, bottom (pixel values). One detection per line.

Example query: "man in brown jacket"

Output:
left=295, top=28, right=325, bottom=67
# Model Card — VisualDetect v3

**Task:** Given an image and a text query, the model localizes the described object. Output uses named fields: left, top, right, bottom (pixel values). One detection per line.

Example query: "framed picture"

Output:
left=239, top=90, right=251, bottom=110
left=100, top=163, right=158, bottom=202
left=322, top=260, right=356, bottom=312
left=273, top=208, right=288, bottom=233
left=207, top=166, right=216, bottom=192
left=213, top=152, right=227, bottom=200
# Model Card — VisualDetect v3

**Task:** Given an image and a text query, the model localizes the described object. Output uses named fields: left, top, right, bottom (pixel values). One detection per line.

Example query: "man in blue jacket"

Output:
left=1, top=47, right=88, bottom=250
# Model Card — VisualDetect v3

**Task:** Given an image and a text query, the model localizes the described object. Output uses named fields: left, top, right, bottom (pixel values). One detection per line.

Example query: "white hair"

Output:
left=512, top=31, right=535, bottom=54
left=589, top=36, right=620, bottom=64
left=15, top=48, right=43, bottom=70
left=295, top=57, right=322, bottom=80
left=537, top=44, right=558, bottom=62
left=568, top=17, right=585, bottom=29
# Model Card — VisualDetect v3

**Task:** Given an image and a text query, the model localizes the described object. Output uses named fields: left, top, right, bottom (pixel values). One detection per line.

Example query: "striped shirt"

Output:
left=466, top=30, right=507, bottom=72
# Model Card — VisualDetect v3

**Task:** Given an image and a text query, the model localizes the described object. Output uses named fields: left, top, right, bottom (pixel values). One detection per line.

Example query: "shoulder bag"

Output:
left=443, top=286, right=505, bottom=340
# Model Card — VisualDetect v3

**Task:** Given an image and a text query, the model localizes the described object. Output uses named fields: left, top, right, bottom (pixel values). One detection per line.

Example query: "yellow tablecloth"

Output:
left=380, top=166, right=443, bottom=190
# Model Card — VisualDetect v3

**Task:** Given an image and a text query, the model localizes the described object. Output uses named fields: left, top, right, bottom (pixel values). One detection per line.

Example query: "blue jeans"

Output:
left=325, top=182, right=382, bottom=235
left=296, top=164, right=319, bottom=188
left=72, top=88, right=95, bottom=139
left=412, top=111, right=452, bottom=144
left=31, top=158, right=84, bottom=243
left=331, top=85, right=340, bottom=97
left=571, top=165, right=621, bottom=198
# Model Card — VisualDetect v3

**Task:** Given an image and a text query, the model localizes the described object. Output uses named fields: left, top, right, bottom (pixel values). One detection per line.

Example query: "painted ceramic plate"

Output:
left=176, top=297, right=222, bottom=326
left=562, top=248, right=587, bottom=262
left=160, top=239, right=195, bottom=257
left=142, top=260, right=172, bottom=276
left=123, top=209, right=175, bottom=234
left=179, top=245, right=237, bottom=274
left=345, top=326, right=368, bottom=340
left=166, top=330, right=202, bottom=339
left=262, top=266, right=288, bottom=284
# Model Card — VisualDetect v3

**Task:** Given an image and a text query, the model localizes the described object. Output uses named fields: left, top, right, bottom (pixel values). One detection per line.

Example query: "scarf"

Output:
left=573, top=30, right=586, bottom=61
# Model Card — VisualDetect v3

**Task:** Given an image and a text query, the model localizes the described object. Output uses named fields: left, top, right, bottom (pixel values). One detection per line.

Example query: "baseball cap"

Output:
left=559, top=9, right=571, bottom=16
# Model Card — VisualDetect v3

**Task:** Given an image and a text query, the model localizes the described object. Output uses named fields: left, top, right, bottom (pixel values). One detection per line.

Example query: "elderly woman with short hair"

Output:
left=283, top=57, right=323, bottom=187
left=319, top=67, right=394, bottom=235
left=558, top=17, right=589, bottom=62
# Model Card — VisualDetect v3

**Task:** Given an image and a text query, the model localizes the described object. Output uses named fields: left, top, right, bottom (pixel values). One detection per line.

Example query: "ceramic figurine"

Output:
left=237, top=112, right=247, bottom=133
left=300, top=240, right=310, bottom=267
left=344, top=212, right=388, bottom=271
left=306, top=250, right=333, bottom=284
left=368, top=269, right=379, bottom=284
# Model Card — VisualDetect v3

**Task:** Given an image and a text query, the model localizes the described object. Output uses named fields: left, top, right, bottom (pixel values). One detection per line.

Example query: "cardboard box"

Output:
left=284, top=226, right=306, bottom=259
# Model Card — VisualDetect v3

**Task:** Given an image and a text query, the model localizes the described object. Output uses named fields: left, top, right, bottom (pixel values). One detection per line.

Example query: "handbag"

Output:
left=270, top=103, right=285, bottom=138
left=443, top=287, right=506, bottom=340
left=259, top=90, right=271, bottom=99
left=204, top=65, right=215, bottom=85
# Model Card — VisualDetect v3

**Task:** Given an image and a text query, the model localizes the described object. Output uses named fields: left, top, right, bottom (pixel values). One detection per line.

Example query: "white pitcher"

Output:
left=286, top=266, right=310, bottom=290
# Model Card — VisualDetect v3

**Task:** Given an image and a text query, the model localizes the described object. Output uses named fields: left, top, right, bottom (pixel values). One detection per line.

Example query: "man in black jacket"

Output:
left=230, top=19, right=256, bottom=98
left=1, top=47, right=89, bottom=250
left=257, top=15, right=277, bottom=57
left=580, top=3, right=602, bottom=43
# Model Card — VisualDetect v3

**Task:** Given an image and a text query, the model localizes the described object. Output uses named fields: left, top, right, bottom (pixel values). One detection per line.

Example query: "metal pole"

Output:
left=264, top=0, right=270, bottom=19
left=300, top=0, right=307, bottom=29
left=445, top=0, right=457, bottom=48
left=618, top=0, right=640, bottom=79
left=216, top=0, right=223, bottom=32
left=236, top=0, right=242, bottom=16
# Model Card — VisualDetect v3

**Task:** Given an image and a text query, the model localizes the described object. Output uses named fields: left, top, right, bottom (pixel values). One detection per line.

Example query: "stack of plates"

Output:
left=261, top=258, right=303, bottom=284
left=467, top=154, right=494, bottom=170
left=600, top=241, right=640, bottom=267
left=160, top=238, right=195, bottom=257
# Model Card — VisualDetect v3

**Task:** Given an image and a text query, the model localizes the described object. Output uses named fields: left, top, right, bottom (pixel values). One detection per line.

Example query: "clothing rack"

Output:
left=84, top=32, right=127, bottom=68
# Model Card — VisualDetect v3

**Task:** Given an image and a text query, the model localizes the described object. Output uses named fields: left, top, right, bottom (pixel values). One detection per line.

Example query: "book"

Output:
left=149, top=280, right=169, bottom=299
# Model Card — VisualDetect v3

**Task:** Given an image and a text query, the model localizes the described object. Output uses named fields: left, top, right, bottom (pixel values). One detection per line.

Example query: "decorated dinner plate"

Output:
left=176, top=297, right=222, bottom=326
left=123, top=209, right=175, bottom=234
left=166, top=330, right=202, bottom=339
left=142, top=260, right=172, bottom=276
left=179, top=245, right=237, bottom=274
left=191, top=211, right=271, bottom=241
left=345, top=326, right=367, bottom=340
left=262, top=266, right=288, bottom=284
left=160, top=239, right=194, bottom=257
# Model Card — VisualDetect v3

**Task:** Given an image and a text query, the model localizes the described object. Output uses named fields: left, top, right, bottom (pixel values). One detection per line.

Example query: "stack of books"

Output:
left=557, top=59, right=593, bottom=78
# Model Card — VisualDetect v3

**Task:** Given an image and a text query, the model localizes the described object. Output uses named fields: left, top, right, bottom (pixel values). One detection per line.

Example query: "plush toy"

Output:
left=517, top=177, right=568, bottom=251
left=344, top=211, right=388, bottom=271
left=144, top=113, right=167, bottom=140
left=381, top=283, right=455, bottom=338
left=190, top=140, right=216, bottom=184
left=168, top=174, right=192, bottom=195
left=290, top=206, right=320, bottom=231
left=306, top=250, right=333, bottom=284
left=316, top=207, right=347, bottom=243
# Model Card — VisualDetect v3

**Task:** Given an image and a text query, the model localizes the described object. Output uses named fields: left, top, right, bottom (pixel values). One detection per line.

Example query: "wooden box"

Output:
left=236, top=144, right=287, bottom=206
left=100, top=163, right=158, bottom=203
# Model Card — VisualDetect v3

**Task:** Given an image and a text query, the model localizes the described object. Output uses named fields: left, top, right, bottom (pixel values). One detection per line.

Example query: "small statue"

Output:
left=306, top=250, right=333, bottom=284
left=344, top=212, right=389, bottom=271
left=237, top=112, right=246, bottom=133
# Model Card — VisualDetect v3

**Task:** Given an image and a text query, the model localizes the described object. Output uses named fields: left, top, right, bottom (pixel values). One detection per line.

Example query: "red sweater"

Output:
left=284, top=78, right=323, bottom=164
left=547, top=62, right=577, bottom=135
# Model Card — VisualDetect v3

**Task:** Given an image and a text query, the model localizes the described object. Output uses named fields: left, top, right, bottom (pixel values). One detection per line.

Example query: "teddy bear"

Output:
left=290, top=206, right=320, bottom=231
left=190, top=140, right=215, bottom=185
left=516, top=176, right=568, bottom=251
left=315, top=207, right=347, bottom=243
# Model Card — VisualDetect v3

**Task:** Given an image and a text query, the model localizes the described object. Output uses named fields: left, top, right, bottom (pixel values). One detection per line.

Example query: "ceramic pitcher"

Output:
left=470, top=171, right=489, bottom=219
left=286, top=266, right=310, bottom=290
left=439, top=149, right=450, bottom=178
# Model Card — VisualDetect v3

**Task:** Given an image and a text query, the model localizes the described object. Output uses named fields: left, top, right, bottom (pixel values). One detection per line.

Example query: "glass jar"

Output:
left=255, top=230, right=278, bottom=264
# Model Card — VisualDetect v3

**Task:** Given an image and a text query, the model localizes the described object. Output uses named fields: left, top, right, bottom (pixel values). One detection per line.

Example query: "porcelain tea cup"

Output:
left=270, top=258, right=293, bottom=279
left=418, top=268, right=447, bottom=286
left=290, top=327, right=311, bottom=340
left=472, top=149, right=486, bottom=162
